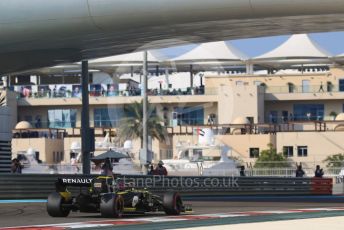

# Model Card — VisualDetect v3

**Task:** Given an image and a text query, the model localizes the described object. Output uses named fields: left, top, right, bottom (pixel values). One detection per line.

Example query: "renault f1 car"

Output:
left=47, top=176, right=191, bottom=218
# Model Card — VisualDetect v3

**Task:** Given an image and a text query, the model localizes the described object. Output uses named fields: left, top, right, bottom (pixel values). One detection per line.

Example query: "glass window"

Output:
left=48, top=109, right=77, bottom=128
left=249, top=148, right=259, bottom=158
left=297, top=146, right=308, bottom=157
left=339, top=79, right=344, bottom=92
left=302, top=80, right=310, bottom=93
left=283, top=146, right=294, bottom=157
left=94, top=107, right=124, bottom=128
left=293, top=104, right=324, bottom=121
left=268, top=111, right=278, bottom=123
left=174, top=106, right=204, bottom=125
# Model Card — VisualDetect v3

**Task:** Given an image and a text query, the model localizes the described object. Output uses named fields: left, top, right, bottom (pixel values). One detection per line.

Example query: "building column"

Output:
left=189, top=64, right=193, bottom=89
left=164, top=68, right=170, bottom=88
left=111, top=73, right=120, bottom=91
left=155, top=65, right=159, bottom=76
left=81, top=60, right=91, bottom=175
left=246, top=62, right=254, bottom=75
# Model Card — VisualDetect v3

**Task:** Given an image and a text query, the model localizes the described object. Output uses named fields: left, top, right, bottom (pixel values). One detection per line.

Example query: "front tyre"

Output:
left=100, top=193, right=124, bottom=218
left=163, top=192, right=182, bottom=215
left=46, top=192, right=70, bottom=217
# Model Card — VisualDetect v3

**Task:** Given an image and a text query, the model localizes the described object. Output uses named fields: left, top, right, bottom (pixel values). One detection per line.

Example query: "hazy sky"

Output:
left=163, top=31, right=344, bottom=58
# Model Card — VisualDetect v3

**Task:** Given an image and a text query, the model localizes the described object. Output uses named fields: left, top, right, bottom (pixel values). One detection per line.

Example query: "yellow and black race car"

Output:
left=47, top=176, right=191, bottom=218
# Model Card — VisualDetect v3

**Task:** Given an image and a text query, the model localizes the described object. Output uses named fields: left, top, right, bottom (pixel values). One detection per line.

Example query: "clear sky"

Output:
left=162, top=31, right=344, bottom=58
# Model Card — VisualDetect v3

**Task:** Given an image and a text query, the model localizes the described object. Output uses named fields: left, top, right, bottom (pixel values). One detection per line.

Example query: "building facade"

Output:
left=4, top=66, right=344, bottom=167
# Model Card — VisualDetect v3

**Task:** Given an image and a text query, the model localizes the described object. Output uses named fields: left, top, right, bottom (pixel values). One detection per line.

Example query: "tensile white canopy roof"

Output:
left=89, top=50, right=167, bottom=65
left=253, top=34, right=331, bottom=66
left=171, top=41, right=248, bottom=64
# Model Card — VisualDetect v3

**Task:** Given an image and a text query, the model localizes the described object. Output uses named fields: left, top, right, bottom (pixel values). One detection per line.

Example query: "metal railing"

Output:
left=265, top=84, right=344, bottom=94
left=10, top=85, right=217, bottom=99
left=246, top=167, right=343, bottom=177
left=19, top=161, right=344, bottom=178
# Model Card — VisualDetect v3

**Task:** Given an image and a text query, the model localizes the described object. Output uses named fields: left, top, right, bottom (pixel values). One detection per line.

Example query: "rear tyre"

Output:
left=100, top=193, right=124, bottom=218
left=163, top=192, right=182, bottom=215
left=46, top=192, right=70, bottom=217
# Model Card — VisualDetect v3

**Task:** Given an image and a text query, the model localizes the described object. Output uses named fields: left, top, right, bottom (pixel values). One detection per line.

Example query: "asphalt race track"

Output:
left=1, top=199, right=344, bottom=229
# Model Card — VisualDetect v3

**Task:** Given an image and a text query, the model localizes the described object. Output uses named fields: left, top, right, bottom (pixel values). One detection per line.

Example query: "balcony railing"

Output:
left=12, top=128, right=66, bottom=139
left=11, top=85, right=217, bottom=99
left=265, top=84, right=344, bottom=94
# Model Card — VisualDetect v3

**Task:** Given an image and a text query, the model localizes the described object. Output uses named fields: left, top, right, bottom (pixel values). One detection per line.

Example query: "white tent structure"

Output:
left=332, top=52, right=344, bottom=65
left=252, top=34, right=332, bottom=68
left=88, top=50, right=168, bottom=75
left=171, top=41, right=247, bottom=65
left=169, top=41, right=248, bottom=85
left=89, top=50, right=167, bottom=66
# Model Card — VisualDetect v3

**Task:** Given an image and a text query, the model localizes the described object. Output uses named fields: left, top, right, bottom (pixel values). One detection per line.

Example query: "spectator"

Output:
left=295, top=165, right=305, bottom=177
left=22, top=87, right=31, bottom=98
left=306, top=112, right=311, bottom=120
left=207, top=115, right=212, bottom=125
left=318, top=82, right=324, bottom=92
left=70, top=152, right=80, bottom=173
left=314, top=165, right=324, bottom=178
left=53, top=85, right=57, bottom=97
left=101, top=87, right=106, bottom=97
left=11, top=158, right=22, bottom=174
left=240, top=166, right=246, bottom=176
left=90, top=86, right=97, bottom=96
left=72, top=86, right=81, bottom=98
left=101, top=158, right=113, bottom=176
left=108, top=85, right=116, bottom=96
left=35, top=115, right=41, bottom=128
left=289, top=113, right=293, bottom=121
left=154, top=160, right=167, bottom=176
left=148, top=164, right=155, bottom=175
left=47, top=88, right=52, bottom=98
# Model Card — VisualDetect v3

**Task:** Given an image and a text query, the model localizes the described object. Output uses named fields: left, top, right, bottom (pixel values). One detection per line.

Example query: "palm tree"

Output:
left=323, top=154, right=344, bottom=168
left=117, top=100, right=167, bottom=147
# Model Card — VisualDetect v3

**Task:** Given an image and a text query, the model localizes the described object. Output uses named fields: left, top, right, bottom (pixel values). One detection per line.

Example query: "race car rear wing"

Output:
left=58, top=177, right=94, bottom=186
left=55, top=177, right=94, bottom=192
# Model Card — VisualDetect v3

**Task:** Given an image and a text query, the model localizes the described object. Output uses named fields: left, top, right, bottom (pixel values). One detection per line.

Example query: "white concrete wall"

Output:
left=276, top=132, right=344, bottom=164
left=0, top=106, right=12, bottom=141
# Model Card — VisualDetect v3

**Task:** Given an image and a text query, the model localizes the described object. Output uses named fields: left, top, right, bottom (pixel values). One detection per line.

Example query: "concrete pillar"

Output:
left=111, top=73, right=120, bottom=91
left=155, top=65, right=159, bottom=76
left=246, top=62, right=254, bottom=75
left=164, top=68, right=170, bottom=88
left=130, top=66, right=134, bottom=77
left=189, top=64, right=193, bottom=88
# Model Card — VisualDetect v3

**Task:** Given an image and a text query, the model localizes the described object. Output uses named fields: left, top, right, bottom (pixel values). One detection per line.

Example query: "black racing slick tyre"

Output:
left=100, top=193, right=124, bottom=218
left=46, top=192, right=70, bottom=217
left=163, top=192, right=182, bottom=215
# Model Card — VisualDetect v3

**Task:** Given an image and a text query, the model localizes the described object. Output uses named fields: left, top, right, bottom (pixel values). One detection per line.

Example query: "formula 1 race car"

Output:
left=47, top=176, right=191, bottom=218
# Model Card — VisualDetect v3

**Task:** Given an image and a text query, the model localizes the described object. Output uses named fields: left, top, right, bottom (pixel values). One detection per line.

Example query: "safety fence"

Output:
left=0, top=174, right=333, bottom=200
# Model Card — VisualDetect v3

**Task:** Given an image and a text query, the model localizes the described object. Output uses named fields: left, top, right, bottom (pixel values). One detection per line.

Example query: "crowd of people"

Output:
left=148, top=161, right=168, bottom=176
left=295, top=164, right=324, bottom=178
left=98, top=158, right=168, bottom=176
left=238, top=164, right=325, bottom=178
left=14, top=83, right=207, bottom=99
